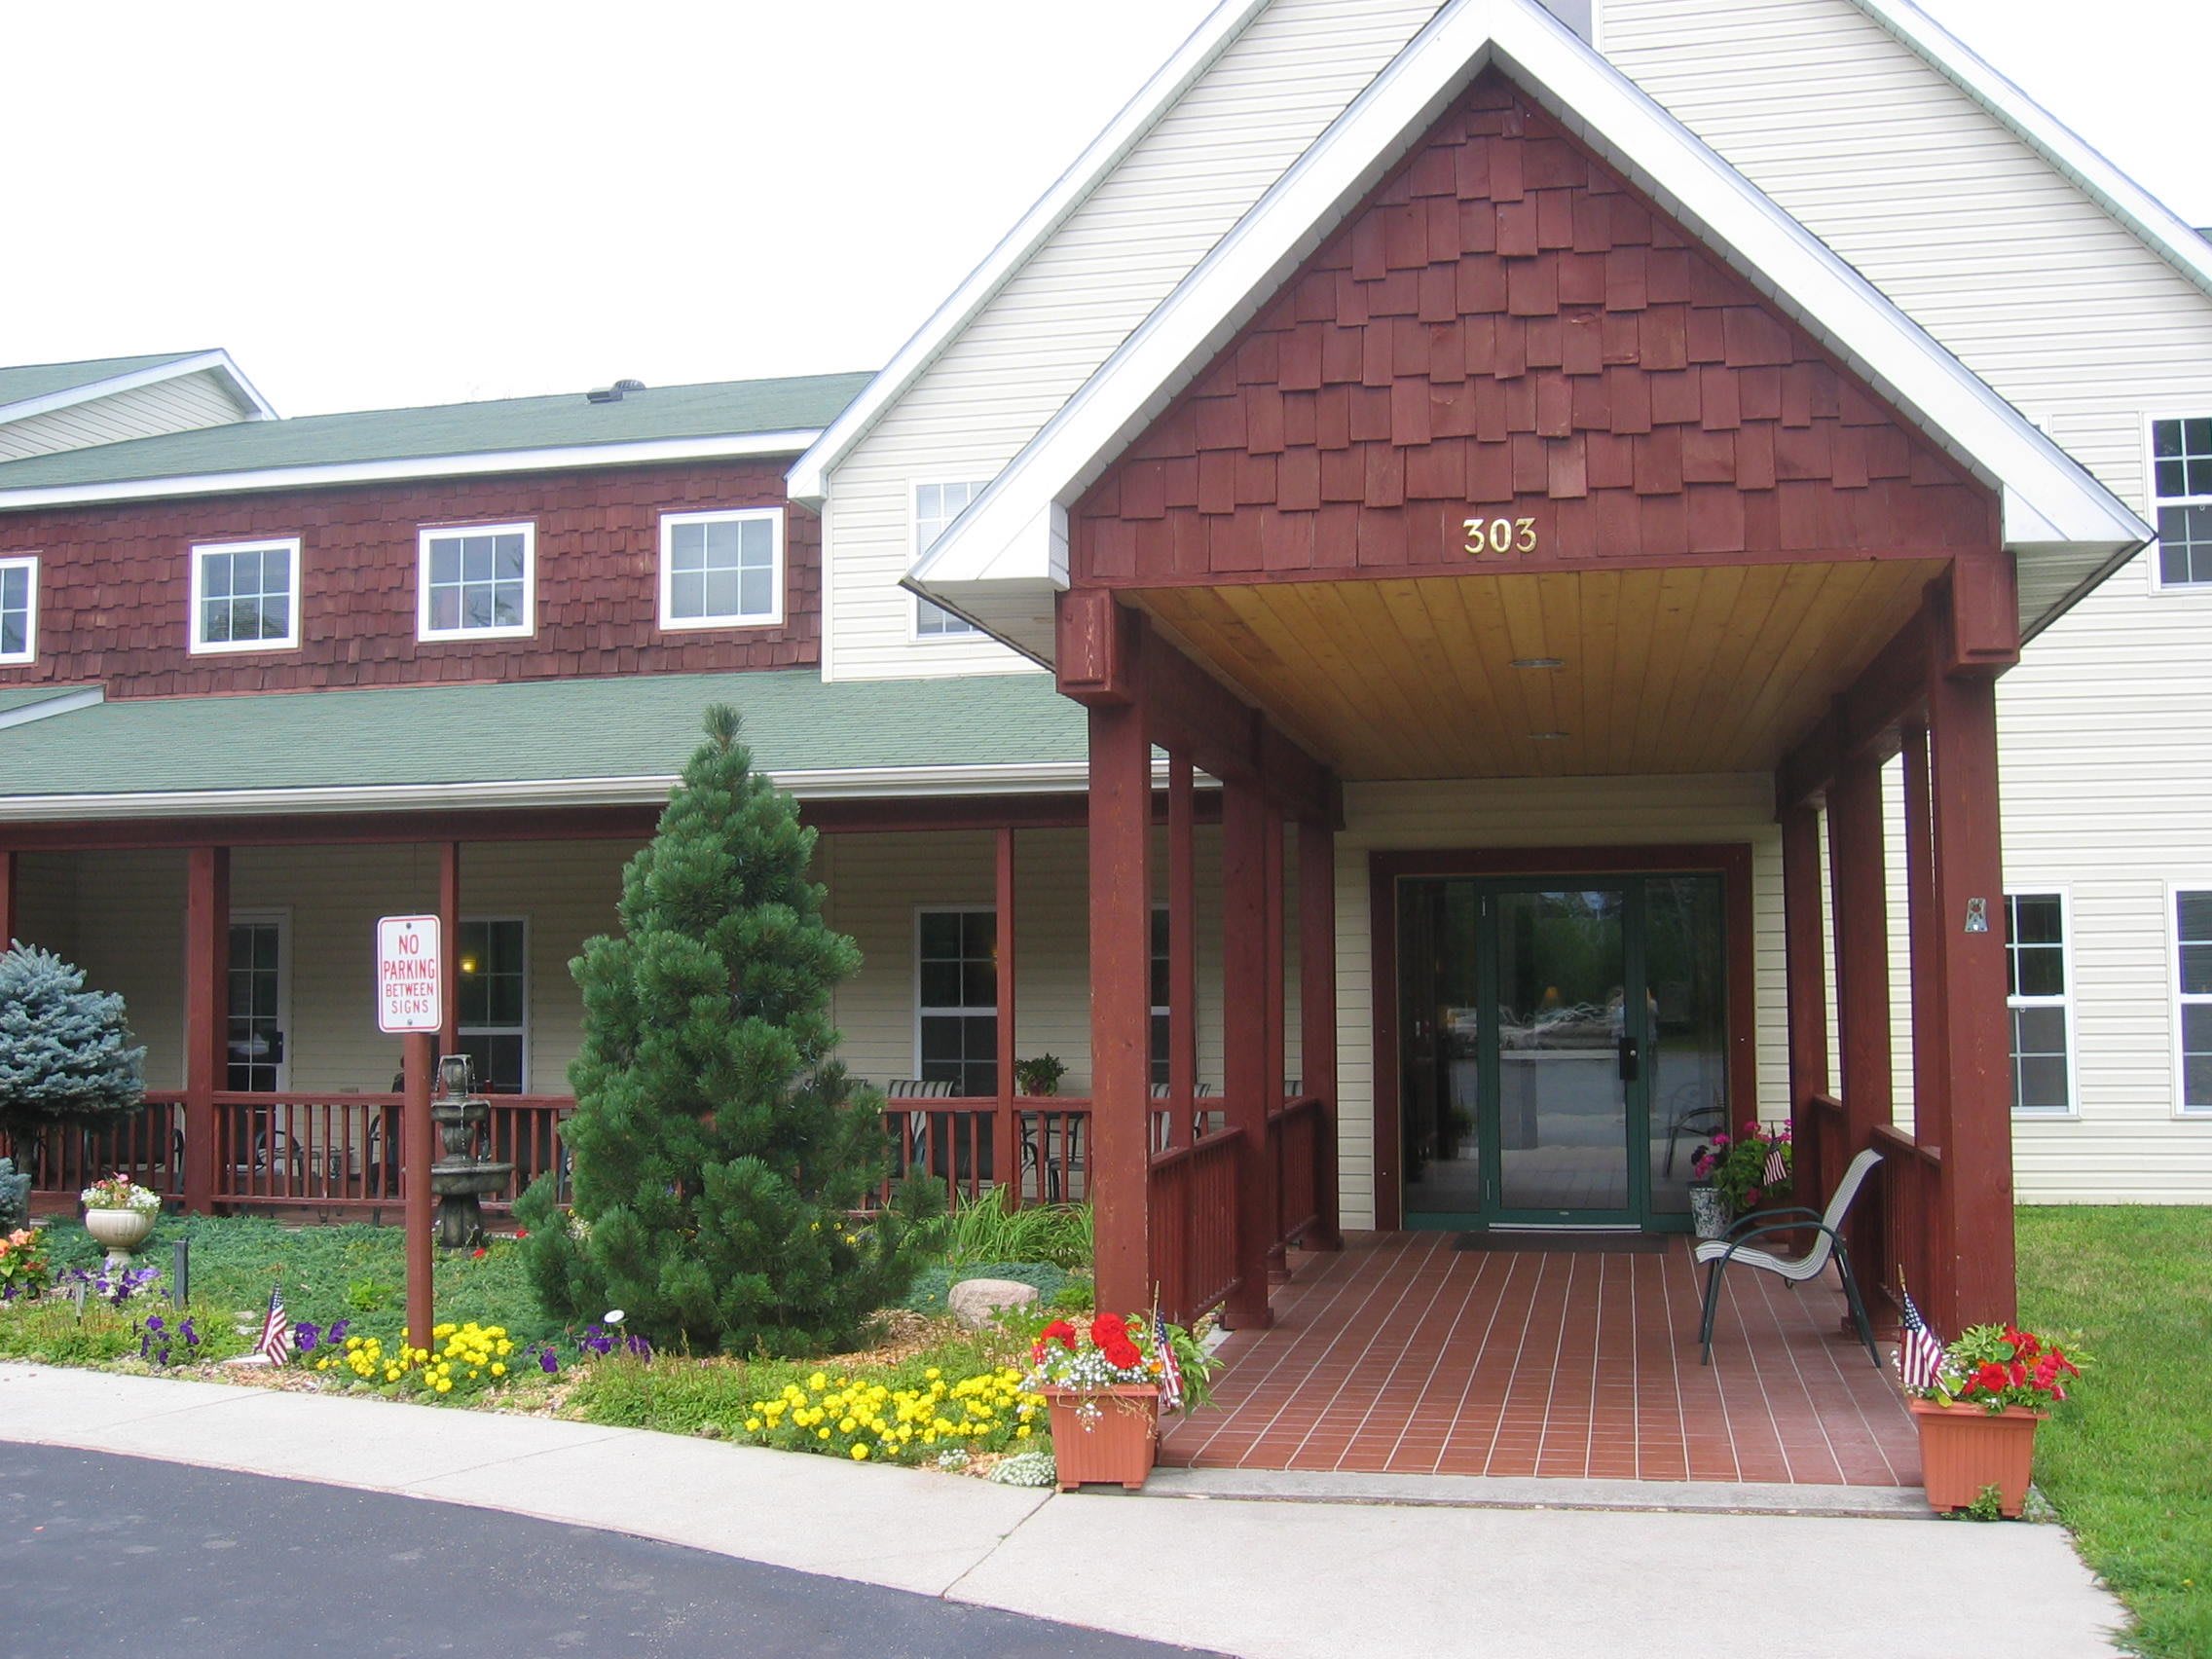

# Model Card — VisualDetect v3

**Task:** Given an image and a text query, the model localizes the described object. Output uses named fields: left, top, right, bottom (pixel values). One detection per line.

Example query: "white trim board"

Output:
left=0, top=757, right=1199, bottom=822
left=0, top=685, right=102, bottom=731
left=905, top=0, right=2148, bottom=665
left=0, top=430, right=826, bottom=514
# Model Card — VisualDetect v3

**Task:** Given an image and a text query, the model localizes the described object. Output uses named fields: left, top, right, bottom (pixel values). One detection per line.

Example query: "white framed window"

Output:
left=457, top=917, right=529, bottom=1094
left=418, top=522, right=535, bottom=641
left=658, top=507, right=784, bottom=629
left=2172, top=886, right=2212, bottom=1116
left=190, top=536, right=301, bottom=653
left=912, top=481, right=986, bottom=639
left=1151, top=904, right=1171, bottom=1088
left=2004, top=892, right=2075, bottom=1117
left=0, top=554, right=36, bottom=665
left=915, top=906, right=996, bottom=1096
left=2149, top=417, right=2212, bottom=591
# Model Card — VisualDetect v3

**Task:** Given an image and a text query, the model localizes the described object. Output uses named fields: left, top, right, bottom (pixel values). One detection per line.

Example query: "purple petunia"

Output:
left=296, top=1320, right=320, bottom=1351
left=536, top=1346, right=560, bottom=1375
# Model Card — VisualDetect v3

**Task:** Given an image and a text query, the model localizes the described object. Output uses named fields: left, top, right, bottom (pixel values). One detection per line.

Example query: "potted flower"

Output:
left=80, top=1172, right=162, bottom=1267
left=1025, top=1309, right=1211, bottom=1491
left=1014, top=1054, right=1067, bottom=1098
left=1902, top=1322, right=2085, bottom=1517
left=1690, top=1121, right=1789, bottom=1236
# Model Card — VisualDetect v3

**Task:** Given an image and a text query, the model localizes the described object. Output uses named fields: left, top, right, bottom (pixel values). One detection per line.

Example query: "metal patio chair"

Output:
left=885, top=1078, right=956, bottom=1180
left=1695, top=1147, right=1883, bottom=1368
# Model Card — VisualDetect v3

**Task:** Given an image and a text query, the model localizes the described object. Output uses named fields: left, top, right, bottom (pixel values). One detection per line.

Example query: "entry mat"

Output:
left=1454, top=1232, right=1672, bottom=1254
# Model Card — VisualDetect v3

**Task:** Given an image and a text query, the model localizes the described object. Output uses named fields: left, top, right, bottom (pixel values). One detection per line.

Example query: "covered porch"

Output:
left=1160, top=1232, right=1917, bottom=1487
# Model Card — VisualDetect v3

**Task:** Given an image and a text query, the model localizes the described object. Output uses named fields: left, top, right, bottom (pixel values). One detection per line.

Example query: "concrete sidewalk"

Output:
left=0, top=1363, right=2128, bottom=1658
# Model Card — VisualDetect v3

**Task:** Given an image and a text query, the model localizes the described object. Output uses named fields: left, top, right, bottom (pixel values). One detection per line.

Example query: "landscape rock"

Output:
left=946, top=1277, right=1040, bottom=1329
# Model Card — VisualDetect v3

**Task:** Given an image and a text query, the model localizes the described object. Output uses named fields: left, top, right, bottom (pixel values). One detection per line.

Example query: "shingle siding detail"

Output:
left=0, top=461, right=819, bottom=695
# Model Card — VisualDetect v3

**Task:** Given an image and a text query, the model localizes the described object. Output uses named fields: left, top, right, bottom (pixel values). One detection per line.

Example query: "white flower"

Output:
left=604, top=1309, right=626, bottom=1326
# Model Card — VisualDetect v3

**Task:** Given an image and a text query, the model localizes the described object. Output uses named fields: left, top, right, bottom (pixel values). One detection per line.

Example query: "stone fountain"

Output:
left=428, top=1053, right=514, bottom=1249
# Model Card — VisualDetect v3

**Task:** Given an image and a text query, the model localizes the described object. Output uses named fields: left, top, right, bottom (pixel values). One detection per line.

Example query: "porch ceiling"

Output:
left=1135, top=558, right=1942, bottom=780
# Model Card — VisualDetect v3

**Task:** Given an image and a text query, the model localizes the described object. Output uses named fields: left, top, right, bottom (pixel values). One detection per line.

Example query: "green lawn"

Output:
left=2018, top=1206, right=2212, bottom=1659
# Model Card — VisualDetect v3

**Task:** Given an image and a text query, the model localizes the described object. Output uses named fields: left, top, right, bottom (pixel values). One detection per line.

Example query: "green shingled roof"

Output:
left=0, top=372, right=875, bottom=496
left=0, top=351, right=206, bottom=411
left=0, top=670, right=1083, bottom=804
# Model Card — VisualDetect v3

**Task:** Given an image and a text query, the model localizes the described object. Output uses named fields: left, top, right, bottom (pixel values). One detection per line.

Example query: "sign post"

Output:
left=377, top=915, right=442, bottom=1356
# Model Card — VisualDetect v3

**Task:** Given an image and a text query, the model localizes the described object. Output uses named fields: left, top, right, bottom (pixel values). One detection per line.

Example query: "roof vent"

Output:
left=584, top=379, right=647, bottom=404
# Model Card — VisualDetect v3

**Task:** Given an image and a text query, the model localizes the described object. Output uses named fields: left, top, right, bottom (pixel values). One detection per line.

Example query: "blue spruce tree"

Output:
left=0, top=942, right=146, bottom=1151
left=515, top=705, right=943, bottom=1354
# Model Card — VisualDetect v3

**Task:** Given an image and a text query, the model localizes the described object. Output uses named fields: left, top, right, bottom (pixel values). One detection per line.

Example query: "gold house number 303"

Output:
left=1463, top=516, right=1538, bottom=556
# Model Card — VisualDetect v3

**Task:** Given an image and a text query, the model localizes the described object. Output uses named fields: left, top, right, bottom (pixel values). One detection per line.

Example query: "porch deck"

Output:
left=1159, top=1232, right=1918, bottom=1487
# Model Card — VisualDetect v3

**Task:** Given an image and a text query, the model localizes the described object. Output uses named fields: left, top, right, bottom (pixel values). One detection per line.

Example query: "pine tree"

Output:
left=0, top=942, right=147, bottom=1145
left=515, top=705, right=942, bottom=1355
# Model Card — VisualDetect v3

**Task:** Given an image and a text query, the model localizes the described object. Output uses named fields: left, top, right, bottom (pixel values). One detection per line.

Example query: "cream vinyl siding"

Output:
left=1329, top=774, right=1785, bottom=1231
left=822, top=0, right=1444, bottom=682
left=1602, top=0, right=2212, bottom=622
left=12, top=850, right=191, bottom=1089
left=0, top=370, right=255, bottom=461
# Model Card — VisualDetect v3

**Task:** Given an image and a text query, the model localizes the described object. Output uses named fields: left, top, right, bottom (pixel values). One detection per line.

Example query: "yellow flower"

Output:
left=1017, top=1425, right=1032, bottom=1439
left=817, top=1427, right=830, bottom=1441
left=434, top=1379, right=452, bottom=1394
left=851, top=1444, right=870, bottom=1460
left=745, top=1418, right=762, bottom=1432
left=490, top=1363, right=505, bottom=1377
left=808, top=1372, right=828, bottom=1390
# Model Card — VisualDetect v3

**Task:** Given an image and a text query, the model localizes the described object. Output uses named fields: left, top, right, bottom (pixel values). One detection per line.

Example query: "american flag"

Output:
left=1762, top=1137, right=1788, bottom=1189
left=1152, top=1309, right=1185, bottom=1414
left=255, top=1284, right=293, bottom=1366
left=1896, top=1282, right=1945, bottom=1392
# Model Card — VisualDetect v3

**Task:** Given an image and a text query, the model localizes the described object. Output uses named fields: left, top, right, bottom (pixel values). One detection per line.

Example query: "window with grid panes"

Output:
left=2178, top=891, right=2212, bottom=1113
left=0, top=555, right=34, bottom=664
left=2004, top=894, right=2071, bottom=1114
left=913, top=482, right=985, bottom=636
left=2152, top=418, right=2212, bottom=587
left=659, top=508, right=782, bottom=627
left=457, top=918, right=528, bottom=1093
left=191, top=538, right=299, bottom=651
left=1151, top=906, right=1171, bottom=1088
left=420, top=524, right=533, bottom=638
left=917, top=908, right=996, bottom=1095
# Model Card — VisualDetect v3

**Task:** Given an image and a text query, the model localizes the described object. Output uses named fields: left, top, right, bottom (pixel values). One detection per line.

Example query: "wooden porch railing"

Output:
left=1870, top=1121, right=1939, bottom=1316
left=3, top=1092, right=188, bottom=1210
left=878, top=1097, right=1094, bottom=1207
left=1268, top=1093, right=1324, bottom=1249
left=1147, top=1124, right=1242, bottom=1326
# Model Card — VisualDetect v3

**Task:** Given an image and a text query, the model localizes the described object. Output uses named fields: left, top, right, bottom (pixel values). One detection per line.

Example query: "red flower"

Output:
left=1103, top=1338, right=1143, bottom=1369
left=1039, top=1318, right=1078, bottom=1350
left=1971, top=1361, right=2010, bottom=1395
left=1090, top=1312, right=1129, bottom=1346
left=514, top=1228, right=530, bottom=1239
left=470, top=1247, right=488, bottom=1259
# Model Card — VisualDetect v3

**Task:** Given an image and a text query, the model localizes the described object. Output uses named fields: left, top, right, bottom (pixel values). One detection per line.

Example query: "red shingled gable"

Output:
left=1071, top=70, right=1997, bottom=585
left=0, top=459, right=818, bottom=696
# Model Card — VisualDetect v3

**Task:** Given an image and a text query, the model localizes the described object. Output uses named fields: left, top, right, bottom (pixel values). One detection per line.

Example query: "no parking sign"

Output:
left=376, top=915, right=442, bottom=1033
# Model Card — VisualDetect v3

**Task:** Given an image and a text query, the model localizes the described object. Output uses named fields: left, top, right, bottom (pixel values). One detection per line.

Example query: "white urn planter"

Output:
left=83, top=1206, right=157, bottom=1268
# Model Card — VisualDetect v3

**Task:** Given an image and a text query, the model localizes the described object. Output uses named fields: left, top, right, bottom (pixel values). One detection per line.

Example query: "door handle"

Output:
left=1618, top=1036, right=1639, bottom=1083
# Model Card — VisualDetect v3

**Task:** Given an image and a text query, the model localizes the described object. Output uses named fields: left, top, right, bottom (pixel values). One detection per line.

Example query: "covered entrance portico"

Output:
left=913, top=22, right=2146, bottom=1366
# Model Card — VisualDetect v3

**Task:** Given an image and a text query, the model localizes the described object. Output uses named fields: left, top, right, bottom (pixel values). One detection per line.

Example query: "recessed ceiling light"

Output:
left=1530, top=731, right=1570, bottom=742
left=1510, top=656, right=1566, bottom=670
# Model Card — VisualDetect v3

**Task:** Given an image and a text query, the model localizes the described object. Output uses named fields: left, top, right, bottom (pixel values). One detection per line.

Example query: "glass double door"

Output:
left=1398, top=873, right=1727, bottom=1231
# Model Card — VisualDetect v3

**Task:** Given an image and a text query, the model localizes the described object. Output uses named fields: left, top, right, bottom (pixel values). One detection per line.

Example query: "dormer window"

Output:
left=418, top=522, right=535, bottom=641
left=658, top=508, right=784, bottom=629
left=190, top=537, right=300, bottom=653
left=0, top=554, right=35, bottom=665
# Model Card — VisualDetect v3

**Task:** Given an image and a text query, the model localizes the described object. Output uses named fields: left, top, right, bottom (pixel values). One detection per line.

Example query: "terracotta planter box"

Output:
left=1909, top=1395, right=2046, bottom=1517
left=1041, top=1384, right=1160, bottom=1492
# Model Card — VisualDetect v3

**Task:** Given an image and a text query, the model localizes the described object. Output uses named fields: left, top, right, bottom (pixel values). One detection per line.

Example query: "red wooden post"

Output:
left=1299, top=815, right=1343, bottom=1250
left=1901, top=725, right=1947, bottom=1148
left=1167, top=755, right=1198, bottom=1152
left=403, top=1030, right=435, bottom=1354
left=1825, top=752, right=1891, bottom=1272
left=0, top=848, right=17, bottom=946
left=1088, top=701, right=1154, bottom=1318
left=994, top=825, right=1018, bottom=1204
left=1926, top=670, right=2016, bottom=1330
left=1220, top=779, right=1273, bottom=1329
left=438, top=841, right=461, bottom=1061
left=1263, top=806, right=1287, bottom=1279
left=1780, top=801, right=1829, bottom=1210
left=182, top=846, right=230, bottom=1214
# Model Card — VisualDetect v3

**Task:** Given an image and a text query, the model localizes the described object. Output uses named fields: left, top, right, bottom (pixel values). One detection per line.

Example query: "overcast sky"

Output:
left=3, top=1, right=2201, bottom=418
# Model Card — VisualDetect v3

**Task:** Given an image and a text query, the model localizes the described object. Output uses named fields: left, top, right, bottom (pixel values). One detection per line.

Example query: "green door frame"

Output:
left=1369, top=843, right=1759, bottom=1234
